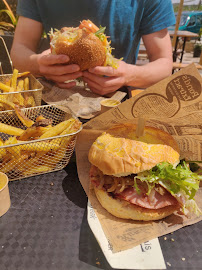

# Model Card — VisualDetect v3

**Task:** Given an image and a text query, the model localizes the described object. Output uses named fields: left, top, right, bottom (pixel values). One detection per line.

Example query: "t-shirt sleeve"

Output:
left=17, top=0, right=42, bottom=22
left=139, top=0, right=176, bottom=35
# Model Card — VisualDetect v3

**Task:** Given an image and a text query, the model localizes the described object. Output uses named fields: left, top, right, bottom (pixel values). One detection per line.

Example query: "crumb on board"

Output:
left=164, top=237, right=167, bottom=240
left=167, top=262, right=171, bottom=267
left=171, top=238, right=175, bottom=242
left=182, top=258, right=186, bottom=261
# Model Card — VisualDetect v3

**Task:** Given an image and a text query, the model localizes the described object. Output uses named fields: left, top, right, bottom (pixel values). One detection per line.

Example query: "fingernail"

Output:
left=72, top=65, right=80, bottom=72
left=60, top=55, right=69, bottom=62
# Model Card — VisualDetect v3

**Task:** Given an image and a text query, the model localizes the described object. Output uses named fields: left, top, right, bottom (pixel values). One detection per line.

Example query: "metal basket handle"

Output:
left=0, top=35, right=13, bottom=74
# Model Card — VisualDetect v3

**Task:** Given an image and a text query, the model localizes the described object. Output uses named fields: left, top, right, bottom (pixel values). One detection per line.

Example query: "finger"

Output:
left=41, top=48, right=51, bottom=55
left=88, top=66, right=119, bottom=77
left=39, top=54, right=70, bottom=65
left=83, top=78, right=120, bottom=95
left=45, top=71, right=82, bottom=83
left=56, top=81, right=77, bottom=89
left=89, top=85, right=118, bottom=96
left=83, top=74, right=123, bottom=88
left=40, top=64, right=81, bottom=76
left=83, top=71, right=113, bottom=87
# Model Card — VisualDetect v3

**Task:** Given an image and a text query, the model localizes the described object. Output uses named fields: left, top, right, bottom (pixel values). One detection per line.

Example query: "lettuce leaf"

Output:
left=94, top=26, right=106, bottom=37
left=134, top=161, right=202, bottom=215
left=95, top=26, right=120, bottom=69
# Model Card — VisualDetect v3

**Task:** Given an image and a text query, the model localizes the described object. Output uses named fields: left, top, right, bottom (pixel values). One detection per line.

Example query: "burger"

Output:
left=49, top=20, right=118, bottom=71
left=88, top=124, right=202, bottom=221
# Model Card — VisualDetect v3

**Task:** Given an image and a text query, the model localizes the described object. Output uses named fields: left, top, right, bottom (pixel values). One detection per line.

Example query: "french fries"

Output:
left=0, top=139, right=6, bottom=159
left=0, top=106, right=82, bottom=180
left=18, top=126, right=51, bottom=141
left=40, top=119, right=76, bottom=139
left=14, top=105, right=35, bottom=127
left=13, top=80, right=25, bottom=106
left=0, top=122, right=24, bottom=136
left=25, top=96, right=36, bottom=107
left=22, top=165, right=54, bottom=176
left=4, top=136, right=21, bottom=158
left=0, top=95, right=15, bottom=109
left=17, top=71, right=30, bottom=78
left=0, top=154, right=29, bottom=174
left=11, top=69, right=18, bottom=89
left=0, top=69, right=37, bottom=110
left=24, top=77, right=29, bottom=91
left=0, top=82, right=15, bottom=93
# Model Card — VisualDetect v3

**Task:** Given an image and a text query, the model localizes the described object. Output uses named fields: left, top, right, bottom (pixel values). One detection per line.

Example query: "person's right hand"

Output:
left=37, top=49, right=82, bottom=88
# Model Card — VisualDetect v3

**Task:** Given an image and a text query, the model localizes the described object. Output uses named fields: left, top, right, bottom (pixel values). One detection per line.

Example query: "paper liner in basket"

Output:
left=75, top=63, right=202, bottom=252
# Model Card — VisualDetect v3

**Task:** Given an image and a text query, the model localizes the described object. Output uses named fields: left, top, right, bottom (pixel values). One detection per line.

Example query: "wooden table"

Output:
left=169, top=30, right=199, bottom=63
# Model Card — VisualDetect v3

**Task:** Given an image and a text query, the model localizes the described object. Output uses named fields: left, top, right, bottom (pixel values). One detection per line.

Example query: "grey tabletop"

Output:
left=0, top=157, right=201, bottom=270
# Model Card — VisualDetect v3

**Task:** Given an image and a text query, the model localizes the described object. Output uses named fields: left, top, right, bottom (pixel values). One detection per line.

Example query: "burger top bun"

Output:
left=107, top=123, right=179, bottom=152
left=88, top=124, right=180, bottom=177
left=54, top=28, right=106, bottom=71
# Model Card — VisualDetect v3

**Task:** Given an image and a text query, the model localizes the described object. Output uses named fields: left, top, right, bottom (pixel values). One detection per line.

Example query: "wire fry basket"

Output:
left=0, top=105, right=82, bottom=181
left=0, top=73, right=43, bottom=110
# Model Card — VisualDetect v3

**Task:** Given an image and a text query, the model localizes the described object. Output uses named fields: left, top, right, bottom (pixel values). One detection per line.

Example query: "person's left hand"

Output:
left=82, top=61, right=133, bottom=95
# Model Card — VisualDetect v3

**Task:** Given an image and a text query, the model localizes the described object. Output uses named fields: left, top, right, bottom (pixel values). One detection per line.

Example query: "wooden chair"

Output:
left=173, top=62, right=202, bottom=72
left=173, top=50, right=202, bottom=73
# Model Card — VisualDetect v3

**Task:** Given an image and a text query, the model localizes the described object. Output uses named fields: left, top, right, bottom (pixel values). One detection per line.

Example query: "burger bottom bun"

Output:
left=94, top=186, right=179, bottom=221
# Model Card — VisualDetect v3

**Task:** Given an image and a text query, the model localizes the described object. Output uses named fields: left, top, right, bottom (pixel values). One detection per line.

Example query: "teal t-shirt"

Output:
left=17, top=0, right=175, bottom=64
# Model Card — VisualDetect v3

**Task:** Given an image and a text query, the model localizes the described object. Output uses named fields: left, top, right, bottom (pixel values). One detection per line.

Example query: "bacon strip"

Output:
left=117, top=187, right=178, bottom=209
left=89, top=165, right=178, bottom=209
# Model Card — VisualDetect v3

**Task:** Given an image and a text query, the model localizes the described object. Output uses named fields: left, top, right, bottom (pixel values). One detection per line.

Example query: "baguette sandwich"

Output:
left=88, top=124, right=201, bottom=221
left=49, top=20, right=118, bottom=71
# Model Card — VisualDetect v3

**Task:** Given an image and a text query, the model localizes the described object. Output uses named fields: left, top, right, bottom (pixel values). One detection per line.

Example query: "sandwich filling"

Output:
left=90, top=161, right=202, bottom=215
left=90, top=165, right=178, bottom=210
left=49, top=27, right=80, bottom=50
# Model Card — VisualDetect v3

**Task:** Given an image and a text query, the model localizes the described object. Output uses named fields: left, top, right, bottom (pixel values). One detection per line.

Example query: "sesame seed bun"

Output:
left=53, top=28, right=106, bottom=71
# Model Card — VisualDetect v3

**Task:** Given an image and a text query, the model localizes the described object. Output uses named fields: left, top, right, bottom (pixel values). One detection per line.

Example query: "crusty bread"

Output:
left=94, top=187, right=179, bottom=221
left=88, top=132, right=180, bottom=177
left=54, top=29, right=106, bottom=71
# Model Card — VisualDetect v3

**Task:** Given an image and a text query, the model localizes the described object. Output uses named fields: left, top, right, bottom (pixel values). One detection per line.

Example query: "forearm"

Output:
left=10, top=43, right=40, bottom=75
left=127, top=58, right=173, bottom=89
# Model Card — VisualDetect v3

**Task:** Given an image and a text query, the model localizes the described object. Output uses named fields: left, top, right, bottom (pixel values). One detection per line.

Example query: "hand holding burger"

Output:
left=37, top=49, right=82, bottom=89
left=82, top=61, right=133, bottom=95
left=36, top=19, right=118, bottom=90
left=49, top=19, right=125, bottom=93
